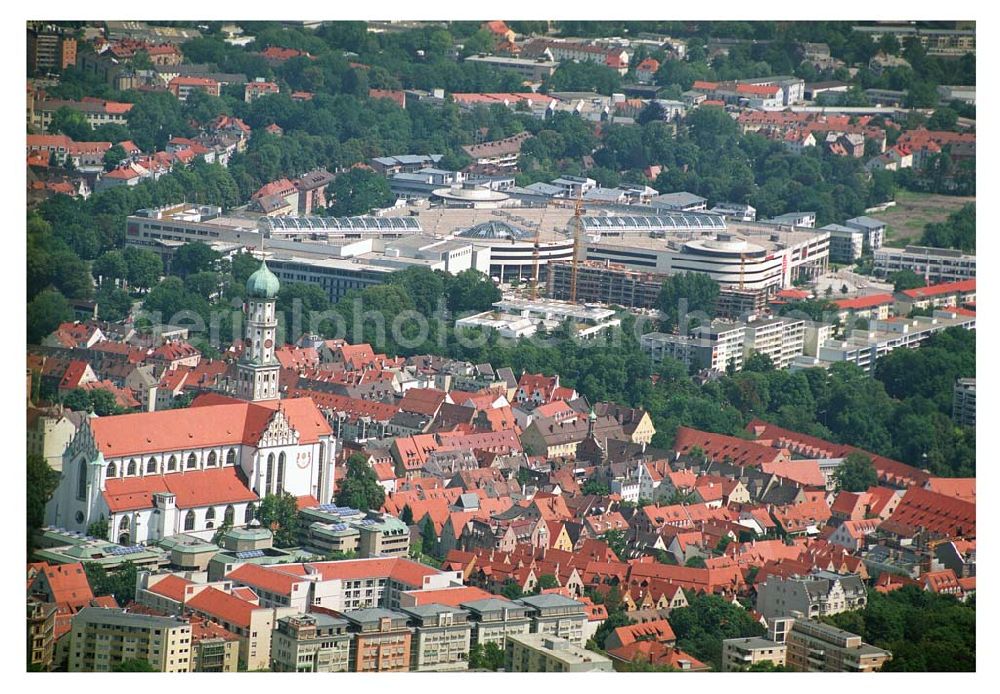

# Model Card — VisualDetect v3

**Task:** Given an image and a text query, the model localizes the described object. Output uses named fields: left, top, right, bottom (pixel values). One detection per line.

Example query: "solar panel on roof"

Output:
left=235, top=549, right=265, bottom=559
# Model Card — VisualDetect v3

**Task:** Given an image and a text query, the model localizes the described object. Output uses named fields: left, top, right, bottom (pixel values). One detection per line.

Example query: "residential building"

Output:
left=401, top=604, right=472, bottom=671
left=270, top=612, right=351, bottom=672
left=189, top=618, right=240, bottom=672
left=343, top=608, right=412, bottom=672
left=460, top=598, right=531, bottom=647
left=709, top=202, right=757, bottom=222
left=743, top=316, right=805, bottom=369
left=756, top=571, right=867, bottom=621
left=518, top=594, right=587, bottom=646
left=245, top=78, right=280, bottom=103
left=874, top=245, right=976, bottom=283
left=953, top=378, right=976, bottom=428
left=28, top=26, right=77, bottom=74
left=641, top=320, right=746, bottom=373
left=785, top=619, right=891, bottom=672
left=168, top=76, right=221, bottom=101
left=461, top=132, right=532, bottom=170
left=68, top=607, right=192, bottom=673
left=504, top=633, right=613, bottom=672
left=811, top=310, right=975, bottom=373
left=894, top=279, right=976, bottom=315
left=27, top=600, right=57, bottom=671
left=721, top=636, right=787, bottom=672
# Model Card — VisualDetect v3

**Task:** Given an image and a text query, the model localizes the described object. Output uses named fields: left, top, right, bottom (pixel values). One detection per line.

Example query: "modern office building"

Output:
left=298, top=506, right=410, bottom=558
left=504, top=633, right=613, bottom=672
left=874, top=245, right=976, bottom=283
left=68, top=607, right=192, bottom=673
left=464, top=55, right=560, bottom=82
left=822, top=224, right=865, bottom=264
left=844, top=216, right=886, bottom=251
left=270, top=612, right=352, bottom=672
left=586, top=228, right=829, bottom=291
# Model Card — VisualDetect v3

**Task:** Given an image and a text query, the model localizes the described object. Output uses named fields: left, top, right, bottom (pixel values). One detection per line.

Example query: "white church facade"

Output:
left=45, top=260, right=337, bottom=545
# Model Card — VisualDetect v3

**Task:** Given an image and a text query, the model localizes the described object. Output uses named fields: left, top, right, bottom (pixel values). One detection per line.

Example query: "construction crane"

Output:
left=529, top=224, right=542, bottom=300
left=569, top=189, right=585, bottom=303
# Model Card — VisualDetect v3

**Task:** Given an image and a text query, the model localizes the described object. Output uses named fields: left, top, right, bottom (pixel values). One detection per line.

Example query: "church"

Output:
left=46, top=260, right=337, bottom=545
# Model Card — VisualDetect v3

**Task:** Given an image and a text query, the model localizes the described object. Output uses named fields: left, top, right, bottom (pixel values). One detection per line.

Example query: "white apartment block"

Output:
left=813, top=310, right=975, bottom=373
left=743, top=316, right=806, bottom=369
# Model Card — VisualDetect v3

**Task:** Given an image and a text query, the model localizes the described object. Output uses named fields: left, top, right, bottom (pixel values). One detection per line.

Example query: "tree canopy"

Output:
left=334, top=454, right=386, bottom=512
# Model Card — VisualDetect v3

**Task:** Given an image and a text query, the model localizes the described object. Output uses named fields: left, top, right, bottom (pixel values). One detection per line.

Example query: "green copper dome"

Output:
left=246, top=259, right=280, bottom=299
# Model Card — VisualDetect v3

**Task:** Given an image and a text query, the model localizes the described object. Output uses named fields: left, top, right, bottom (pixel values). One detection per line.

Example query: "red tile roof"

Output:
left=882, top=486, right=975, bottom=538
left=33, top=562, right=94, bottom=610
left=833, top=293, right=895, bottom=310
left=403, top=585, right=493, bottom=607
left=226, top=563, right=307, bottom=596
left=103, top=467, right=259, bottom=512
left=746, top=419, right=928, bottom=487
left=91, top=397, right=330, bottom=458
left=901, top=279, right=975, bottom=299
left=673, top=426, right=787, bottom=468
left=148, top=574, right=194, bottom=602
left=185, top=587, right=257, bottom=629
left=612, top=618, right=676, bottom=646
left=924, top=477, right=975, bottom=502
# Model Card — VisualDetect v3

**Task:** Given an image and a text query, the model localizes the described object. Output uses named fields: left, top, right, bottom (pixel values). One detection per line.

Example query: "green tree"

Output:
left=112, top=659, right=157, bottom=672
left=421, top=517, right=438, bottom=557
left=334, top=454, right=386, bottom=512
left=468, top=642, right=505, bottom=671
left=49, top=106, right=93, bottom=141
left=889, top=269, right=926, bottom=292
left=27, top=454, right=60, bottom=554
left=657, top=272, right=720, bottom=331
left=446, top=269, right=501, bottom=314
left=328, top=169, right=393, bottom=216
left=171, top=242, right=220, bottom=279
left=400, top=504, right=414, bottom=525
left=87, top=517, right=109, bottom=541
left=668, top=593, right=765, bottom=670
left=255, top=492, right=302, bottom=548
left=92, top=250, right=128, bottom=287
left=27, top=288, right=73, bottom=344
left=500, top=580, right=524, bottom=600
left=602, top=529, right=628, bottom=561
left=536, top=574, right=560, bottom=591
left=83, top=561, right=139, bottom=605
left=103, top=145, right=128, bottom=172
left=685, top=555, right=707, bottom=568
left=834, top=452, right=878, bottom=492
left=581, top=477, right=610, bottom=496
left=123, top=247, right=164, bottom=292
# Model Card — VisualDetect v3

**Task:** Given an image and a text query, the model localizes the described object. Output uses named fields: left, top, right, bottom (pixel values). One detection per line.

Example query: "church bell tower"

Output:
left=237, top=258, right=281, bottom=401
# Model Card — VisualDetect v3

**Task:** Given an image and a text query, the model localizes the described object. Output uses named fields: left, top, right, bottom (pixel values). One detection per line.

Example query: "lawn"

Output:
left=877, top=190, right=976, bottom=248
